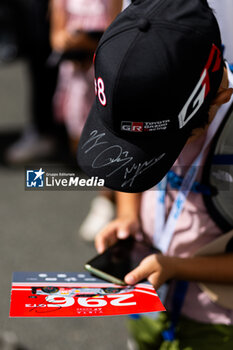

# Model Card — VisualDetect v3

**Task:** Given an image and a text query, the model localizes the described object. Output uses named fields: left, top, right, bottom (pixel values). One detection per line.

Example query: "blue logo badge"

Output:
left=26, top=168, right=45, bottom=188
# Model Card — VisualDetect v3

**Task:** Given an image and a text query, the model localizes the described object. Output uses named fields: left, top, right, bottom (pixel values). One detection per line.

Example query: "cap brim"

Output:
left=77, top=103, right=190, bottom=193
left=195, top=230, right=233, bottom=310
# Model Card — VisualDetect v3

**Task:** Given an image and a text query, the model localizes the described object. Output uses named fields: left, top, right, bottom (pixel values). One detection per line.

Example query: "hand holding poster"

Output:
left=10, top=272, right=165, bottom=318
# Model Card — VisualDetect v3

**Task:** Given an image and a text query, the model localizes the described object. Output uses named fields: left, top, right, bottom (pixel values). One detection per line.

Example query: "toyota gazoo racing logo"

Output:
left=178, top=44, right=222, bottom=129
left=121, top=122, right=144, bottom=132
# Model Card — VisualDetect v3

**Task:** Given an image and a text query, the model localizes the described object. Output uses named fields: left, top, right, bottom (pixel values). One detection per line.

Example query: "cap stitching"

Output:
left=96, top=26, right=137, bottom=55
left=112, top=28, right=174, bottom=137
left=96, top=20, right=221, bottom=65
left=131, top=0, right=169, bottom=19
left=148, top=21, right=221, bottom=46
left=98, top=31, right=142, bottom=139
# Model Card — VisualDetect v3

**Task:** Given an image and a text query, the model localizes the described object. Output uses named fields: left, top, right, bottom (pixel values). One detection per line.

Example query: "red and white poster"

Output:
left=10, top=272, right=165, bottom=317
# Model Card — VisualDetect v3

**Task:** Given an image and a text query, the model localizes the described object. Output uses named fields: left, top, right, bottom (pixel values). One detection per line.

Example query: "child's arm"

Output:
left=124, top=252, right=233, bottom=288
left=50, top=0, right=98, bottom=52
left=107, top=0, right=123, bottom=23
left=95, top=192, right=142, bottom=254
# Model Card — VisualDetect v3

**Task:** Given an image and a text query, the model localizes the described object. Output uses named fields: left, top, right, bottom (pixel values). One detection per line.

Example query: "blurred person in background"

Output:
left=50, top=0, right=122, bottom=153
left=208, top=0, right=233, bottom=66
left=0, top=0, right=24, bottom=63
left=4, top=0, right=59, bottom=164
left=0, top=330, right=27, bottom=350
left=50, top=0, right=122, bottom=241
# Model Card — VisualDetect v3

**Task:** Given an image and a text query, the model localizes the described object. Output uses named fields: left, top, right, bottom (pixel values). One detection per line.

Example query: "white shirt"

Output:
left=122, top=0, right=131, bottom=11
left=208, top=0, right=233, bottom=63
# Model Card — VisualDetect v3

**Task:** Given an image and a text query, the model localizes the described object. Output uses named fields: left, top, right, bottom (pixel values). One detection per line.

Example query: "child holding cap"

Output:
left=95, top=65, right=233, bottom=349
left=77, top=1, right=233, bottom=348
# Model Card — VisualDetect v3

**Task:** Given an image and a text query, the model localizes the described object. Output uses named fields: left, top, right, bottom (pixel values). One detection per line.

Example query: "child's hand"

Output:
left=124, top=254, right=175, bottom=290
left=95, top=216, right=141, bottom=254
left=125, top=254, right=233, bottom=289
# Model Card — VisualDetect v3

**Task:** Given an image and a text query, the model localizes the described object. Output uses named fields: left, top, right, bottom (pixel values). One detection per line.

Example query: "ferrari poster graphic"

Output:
left=9, top=272, right=165, bottom=317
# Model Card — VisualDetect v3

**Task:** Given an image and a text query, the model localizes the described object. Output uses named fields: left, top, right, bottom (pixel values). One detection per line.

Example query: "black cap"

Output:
left=77, top=0, right=224, bottom=193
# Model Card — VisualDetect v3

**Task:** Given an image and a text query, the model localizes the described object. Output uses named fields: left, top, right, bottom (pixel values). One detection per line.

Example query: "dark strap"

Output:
left=167, top=170, right=212, bottom=195
left=162, top=281, right=189, bottom=341
left=212, top=154, right=233, bottom=165
left=202, top=100, right=233, bottom=231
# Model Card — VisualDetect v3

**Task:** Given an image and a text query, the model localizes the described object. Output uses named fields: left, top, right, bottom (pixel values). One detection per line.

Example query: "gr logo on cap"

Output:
left=77, top=0, right=224, bottom=193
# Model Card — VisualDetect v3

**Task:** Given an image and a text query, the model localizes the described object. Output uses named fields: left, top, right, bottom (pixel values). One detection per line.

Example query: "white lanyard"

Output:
left=154, top=67, right=233, bottom=253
